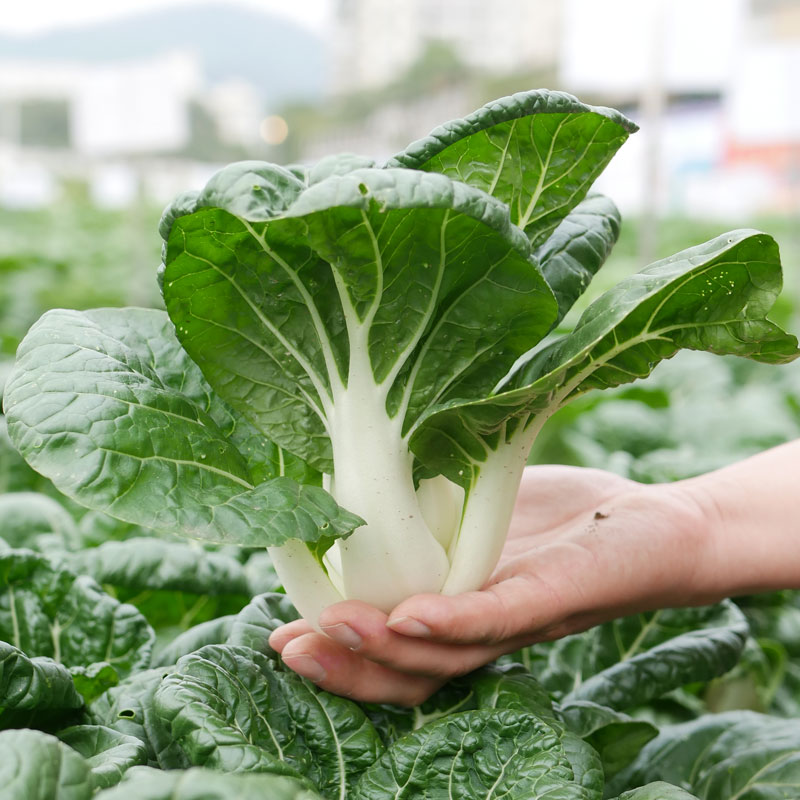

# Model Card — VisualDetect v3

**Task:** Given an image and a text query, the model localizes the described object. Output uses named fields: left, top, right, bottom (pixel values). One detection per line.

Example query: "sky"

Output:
left=0, top=0, right=333, bottom=35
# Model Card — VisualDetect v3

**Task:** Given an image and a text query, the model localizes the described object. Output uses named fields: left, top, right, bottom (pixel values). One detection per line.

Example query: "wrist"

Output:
left=676, top=453, right=797, bottom=599
left=669, top=473, right=735, bottom=603
left=641, top=479, right=727, bottom=606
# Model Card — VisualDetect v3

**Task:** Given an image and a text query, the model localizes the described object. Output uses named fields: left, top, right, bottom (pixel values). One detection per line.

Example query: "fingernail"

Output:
left=282, top=654, right=326, bottom=682
left=386, top=616, right=432, bottom=638
left=320, top=622, right=362, bottom=650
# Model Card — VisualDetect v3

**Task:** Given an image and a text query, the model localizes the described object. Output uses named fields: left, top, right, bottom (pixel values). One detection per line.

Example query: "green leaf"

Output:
left=0, top=549, right=154, bottom=678
left=611, top=783, right=700, bottom=800
left=118, top=590, right=247, bottom=640
left=568, top=603, right=748, bottom=710
left=0, top=416, right=46, bottom=493
left=514, top=231, right=799, bottom=390
left=535, top=193, right=621, bottom=324
left=93, top=765, right=324, bottom=800
left=511, top=602, right=748, bottom=713
left=557, top=701, right=658, bottom=779
left=69, top=662, right=119, bottom=705
left=387, top=89, right=637, bottom=247
left=471, top=663, right=556, bottom=719
left=411, top=230, right=799, bottom=482
left=153, top=644, right=383, bottom=795
left=152, top=592, right=301, bottom=667
left=225, top=592, right=301, bottom=656
left=0, top=639, right=83, bottom=727
left=163, top=167, right=557, bottom=469
left=0, top=728, right=93, bottom=800
left=159, top=161, right=306, bottom=240
left=470, top=665, right=651, bottom=780
left=89, top=667, right=189, bottom=769
left=3, top=307, right=360, bottom=548
left=308, top=153, right=377, bottom=185
left=67, top=538, right=250, bottom=596
left=151, top=616, right=236, bottom=668
left=148, top=592, right=302, bottom=668
left=363, top=678, right=478, bottom=747
left=57, top=725, right=147, bottom=790
left=244, top=549, right=283, bottom=595
left=352, top=708, right=603, bottom=800
left=739, top=591, right=800, bottom=716
left=0, top=492, right=79, bottom=550
left=610, top=711, right=800, bottom=799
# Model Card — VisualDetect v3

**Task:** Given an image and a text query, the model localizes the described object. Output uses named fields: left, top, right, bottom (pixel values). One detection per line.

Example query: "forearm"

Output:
left=679, top=439, right=800, bottom=598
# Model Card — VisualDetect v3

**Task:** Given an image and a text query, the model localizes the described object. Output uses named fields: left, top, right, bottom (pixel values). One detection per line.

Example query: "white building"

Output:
left=0, top=51, right=259, bottom=208
left=0, top=51, right=201, bottom=156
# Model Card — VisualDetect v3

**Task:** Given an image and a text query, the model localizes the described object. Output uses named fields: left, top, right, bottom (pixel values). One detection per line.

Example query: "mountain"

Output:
left=0, top=3, right=325, bottom=107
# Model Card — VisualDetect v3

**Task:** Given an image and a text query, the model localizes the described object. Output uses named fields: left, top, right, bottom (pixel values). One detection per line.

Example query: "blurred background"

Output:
left=3, top=1, right=800, bottom=717
left=1, top=0, right=800, bottom=480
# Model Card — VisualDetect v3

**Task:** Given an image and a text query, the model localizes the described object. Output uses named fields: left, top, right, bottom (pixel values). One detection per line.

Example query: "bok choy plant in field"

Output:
left=2, top=88, right=800, bottom=800
left=3, top=90, right=799, bottom=627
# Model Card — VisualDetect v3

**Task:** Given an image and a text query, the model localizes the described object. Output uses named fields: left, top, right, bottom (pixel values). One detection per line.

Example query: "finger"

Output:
left=269, top=619, right=315, bottom=653
left=280, top=631, right=443, bottom=706
left=318, top=600, right=510, bottom=679
left=386, top=572, right=567, bottom=645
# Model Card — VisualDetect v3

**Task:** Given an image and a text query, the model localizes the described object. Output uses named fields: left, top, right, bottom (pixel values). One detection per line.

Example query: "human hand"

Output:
left=269, top=464, right=716, bottom=706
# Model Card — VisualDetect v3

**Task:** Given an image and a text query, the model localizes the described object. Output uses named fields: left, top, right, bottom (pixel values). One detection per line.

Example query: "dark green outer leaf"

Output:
left=387, top=89, right=636, bottom=247
left=0, top=492, right=79, bottom=550
left=57, top=724, right=147, bottom=791
left=536, top=193, right=621, bottom=324
left=612, top=783, right=700, bottom=800
left=151, top=616, right=236, bottom=668
left=564, top=604, right=749, bottom=711
left=692, top=713, right=800, bottom=800
left=68, top=662, right=119, bottom=705
left=0, top=640, right=83, bottom=724
left=557, top=701, right=658, bottom=779
left=353, top=708, right=602, bottom=800
left=362, top=677, right=477, bottom=747
left=468, top=665, right=650, bottom=782
left=519, top=603, right=748, bottom=713
left=471, top=663, right=556, bottom=719
left=411, top=230, right=799, bottom=482
left=244, top=549, right=282, bottom=595
left=225, top=592, right=301, bottom=656
left=67, top=538, right=250, bottom=596
left=608, top=712, right=746, bottom=795
left=0, top=416, right=49, bottom=494
left=3, top=308, right=359, bottom=547
left=89, top=668, right=189, bottom=769
left=151, top=592, right=300, bottom=668
left=610, top=711, right=800, bottom=800
left=153, top=644, right=383, bottom=796
left=0, top=549, right=154, bottom=678
left=0, top=728, right=93, bottom=800
left=93, top=765, right=324, bottom=800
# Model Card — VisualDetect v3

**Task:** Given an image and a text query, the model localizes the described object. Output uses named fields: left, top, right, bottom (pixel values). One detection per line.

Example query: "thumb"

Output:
left=386, top=574, right=565, bottom=646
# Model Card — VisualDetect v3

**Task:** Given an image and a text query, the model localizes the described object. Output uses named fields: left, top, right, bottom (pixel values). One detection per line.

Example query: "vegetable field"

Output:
left=2, top=90, right=800, bottom=799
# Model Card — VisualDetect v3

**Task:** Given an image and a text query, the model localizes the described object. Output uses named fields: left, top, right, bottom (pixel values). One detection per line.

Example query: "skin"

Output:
left=269, top=439, right=800, bottom=706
